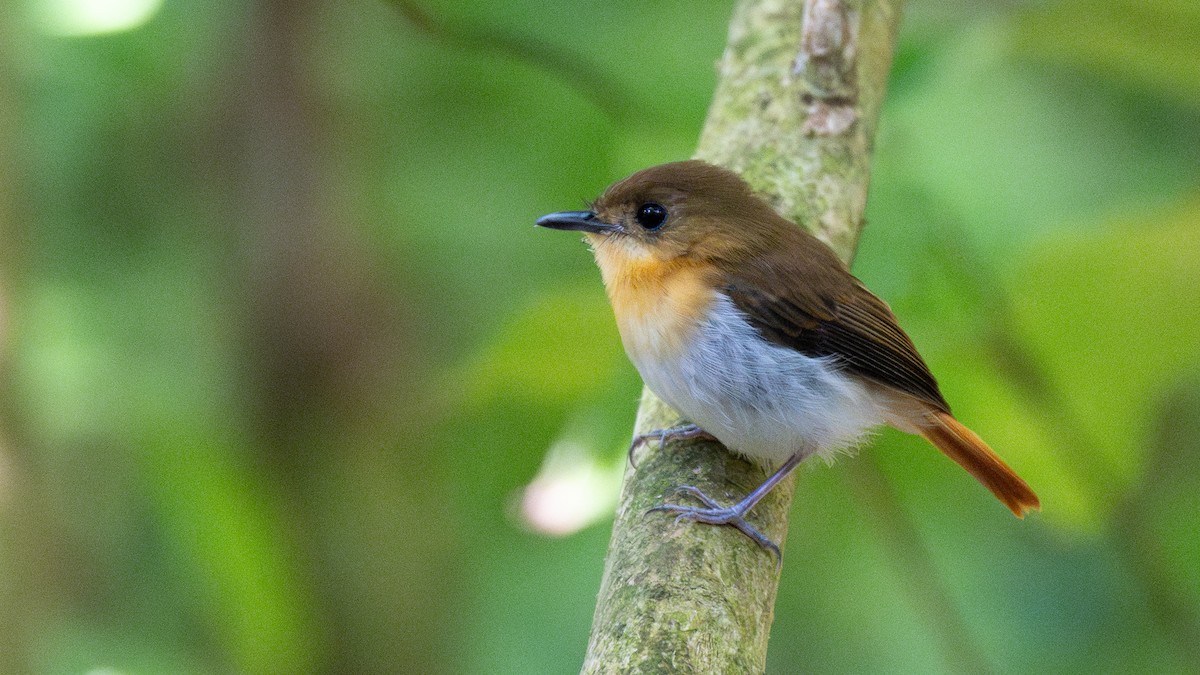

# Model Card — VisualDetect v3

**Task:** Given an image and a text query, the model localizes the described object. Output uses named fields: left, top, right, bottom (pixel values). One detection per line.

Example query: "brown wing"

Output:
left=722, top=242, right=950, bottom=413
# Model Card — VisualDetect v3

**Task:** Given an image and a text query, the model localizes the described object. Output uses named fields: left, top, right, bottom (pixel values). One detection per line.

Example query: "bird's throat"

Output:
left=588, top=236, right=713, bottom=360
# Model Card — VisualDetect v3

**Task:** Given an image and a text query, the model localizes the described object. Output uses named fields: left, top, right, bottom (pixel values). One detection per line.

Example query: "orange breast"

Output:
left=590, top=238, right=714, bottom=360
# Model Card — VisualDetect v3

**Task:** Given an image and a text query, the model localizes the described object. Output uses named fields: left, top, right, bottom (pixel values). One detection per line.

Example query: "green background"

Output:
left=1, top=0, right=1198, bottom=672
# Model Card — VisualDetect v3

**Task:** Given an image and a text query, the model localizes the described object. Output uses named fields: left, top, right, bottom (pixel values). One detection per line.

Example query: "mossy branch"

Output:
left=582, top=1, right=902, bottom=672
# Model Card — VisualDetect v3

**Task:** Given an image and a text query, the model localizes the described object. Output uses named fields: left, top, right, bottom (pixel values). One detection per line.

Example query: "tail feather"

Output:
left=920, top=411, right=1040, bottom=517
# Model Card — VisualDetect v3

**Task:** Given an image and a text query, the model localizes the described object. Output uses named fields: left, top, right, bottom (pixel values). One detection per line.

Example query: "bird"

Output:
left=536, top=160, right=1039, bottom=559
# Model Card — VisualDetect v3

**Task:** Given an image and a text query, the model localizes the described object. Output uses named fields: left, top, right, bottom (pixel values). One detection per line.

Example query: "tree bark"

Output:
left=582, top=1, right=903, bottom=672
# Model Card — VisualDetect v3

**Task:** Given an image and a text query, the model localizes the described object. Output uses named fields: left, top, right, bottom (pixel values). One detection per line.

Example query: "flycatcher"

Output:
left=537, top=160, right=1039, bottom=558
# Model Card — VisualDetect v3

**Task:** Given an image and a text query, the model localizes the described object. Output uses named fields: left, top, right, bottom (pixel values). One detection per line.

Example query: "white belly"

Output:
left=626, top=294, right=887, bottom=465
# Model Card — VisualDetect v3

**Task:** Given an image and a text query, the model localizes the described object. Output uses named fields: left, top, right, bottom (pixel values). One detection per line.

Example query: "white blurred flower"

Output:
left=38, top=0, right=164, bottom=36
left=515, top=437, right=622, bottom=537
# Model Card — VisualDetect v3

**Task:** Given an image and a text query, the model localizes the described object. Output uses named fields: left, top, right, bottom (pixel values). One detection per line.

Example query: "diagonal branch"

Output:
left=583, top=1, right=903, bottom=671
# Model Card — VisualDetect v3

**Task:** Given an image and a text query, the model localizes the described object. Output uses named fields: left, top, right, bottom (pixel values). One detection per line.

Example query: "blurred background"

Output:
left=1, top=0, right=1197, bottom=672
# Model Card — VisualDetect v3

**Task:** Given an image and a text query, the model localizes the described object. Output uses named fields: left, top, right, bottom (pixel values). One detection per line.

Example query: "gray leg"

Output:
left=648, top=451, right=806, bottom=567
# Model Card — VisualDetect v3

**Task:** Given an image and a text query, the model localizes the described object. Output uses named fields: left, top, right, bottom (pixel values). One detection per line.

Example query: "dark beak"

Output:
left=535, top=210, right=621, bottom=235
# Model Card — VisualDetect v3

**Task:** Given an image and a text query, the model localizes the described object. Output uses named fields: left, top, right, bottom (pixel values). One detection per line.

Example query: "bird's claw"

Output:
left=665, top=484, right=722, bottom=508
left=647, top=486, right=783, bottom=568
left=627, top=423, right=716, bottom=468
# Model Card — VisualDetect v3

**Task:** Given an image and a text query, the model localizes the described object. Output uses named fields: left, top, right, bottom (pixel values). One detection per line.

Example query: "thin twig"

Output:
left=385, top=0, right=634, bottom=122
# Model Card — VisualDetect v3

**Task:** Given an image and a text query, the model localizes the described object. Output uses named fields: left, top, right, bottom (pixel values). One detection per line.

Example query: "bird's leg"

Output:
left=627, top=423, right=717, bottom=468
left=648, top=451, right=806, bottom=566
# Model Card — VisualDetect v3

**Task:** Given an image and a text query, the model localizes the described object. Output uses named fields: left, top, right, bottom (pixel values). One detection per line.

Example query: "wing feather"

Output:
left=722, top=248, right=950, bottom=413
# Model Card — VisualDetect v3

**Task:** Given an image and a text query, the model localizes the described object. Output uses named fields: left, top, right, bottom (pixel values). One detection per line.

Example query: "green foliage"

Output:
left=1016, top=0, right=1200, bottom=109
left=1010, top=201, right=1200, bottom=529
left=1, top=0, right=1198, bottom=673
left=461, top=287, right=626, bottom=407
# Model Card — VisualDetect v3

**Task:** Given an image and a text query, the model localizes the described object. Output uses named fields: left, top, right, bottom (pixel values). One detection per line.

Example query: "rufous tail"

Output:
left=920, top=411, right=1040, bottom=517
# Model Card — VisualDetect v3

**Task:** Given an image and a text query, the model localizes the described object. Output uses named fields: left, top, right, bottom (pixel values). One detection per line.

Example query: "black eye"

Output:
left=635, top=202, right=668, bottom=230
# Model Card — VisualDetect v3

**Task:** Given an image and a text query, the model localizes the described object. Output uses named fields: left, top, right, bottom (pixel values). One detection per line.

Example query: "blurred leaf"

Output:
left=883, top=19, right=1198, bottom=257
left=1136, top=383, right=1200, bottom=609
left=770, top=464, right=948, bottom=673
left=140, top=429, right=319, bottom=675
left=1016, top=0, right=1200, bottom=109
left=459, top=285, right=625, bottom=406
left=36, top=620, right=204, bottom=675
left=1007, top=197, right=1200, bottom=530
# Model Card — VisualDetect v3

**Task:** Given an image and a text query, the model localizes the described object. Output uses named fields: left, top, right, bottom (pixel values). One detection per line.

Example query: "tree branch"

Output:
left=583, top=0, right=903, bottom=672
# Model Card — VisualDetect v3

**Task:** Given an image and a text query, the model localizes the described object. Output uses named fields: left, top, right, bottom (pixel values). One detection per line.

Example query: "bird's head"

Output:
left=537, top=160, right=794, bottom=274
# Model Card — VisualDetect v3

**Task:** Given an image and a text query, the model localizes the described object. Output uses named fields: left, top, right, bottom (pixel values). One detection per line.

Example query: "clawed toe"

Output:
left=667, top=485, right=722, bottom=508
left=647, top=487, right=782, bottom=567
left=627, top=424, right=716, bottom=468
left=641, top=453, right=805, bottom=568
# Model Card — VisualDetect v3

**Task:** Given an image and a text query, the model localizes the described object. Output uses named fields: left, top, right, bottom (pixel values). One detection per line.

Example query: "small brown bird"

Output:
left=537, top=160, right=1039, bottom=558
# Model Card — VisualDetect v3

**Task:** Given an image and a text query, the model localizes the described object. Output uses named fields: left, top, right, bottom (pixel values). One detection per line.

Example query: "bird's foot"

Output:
left=627, top=423, right=716, bottom=468
left=648, top=485, right=782, bottom=567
